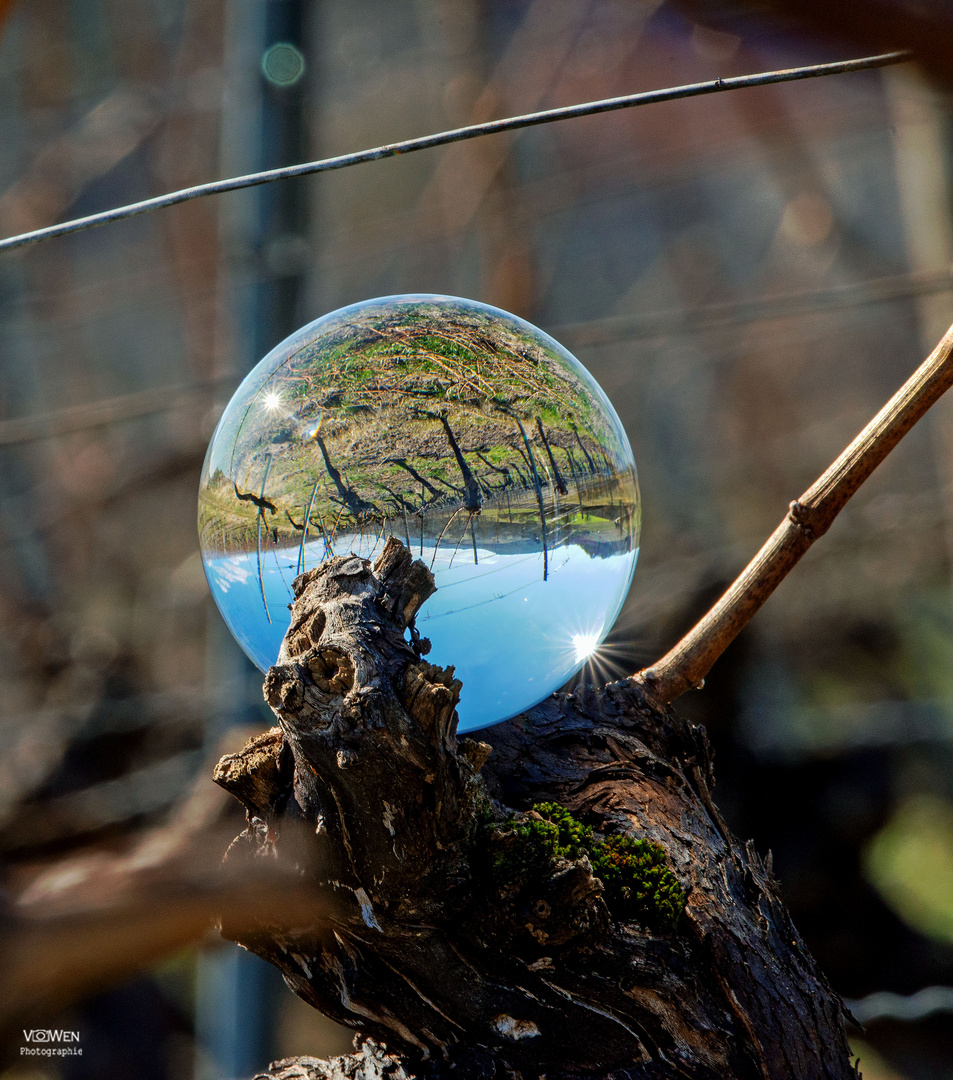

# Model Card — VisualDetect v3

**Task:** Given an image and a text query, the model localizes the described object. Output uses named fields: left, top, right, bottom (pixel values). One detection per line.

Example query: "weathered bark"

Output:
left=252, top=1039, right=418, bottom=1079
left=215, top=538, right=857, bottom=1080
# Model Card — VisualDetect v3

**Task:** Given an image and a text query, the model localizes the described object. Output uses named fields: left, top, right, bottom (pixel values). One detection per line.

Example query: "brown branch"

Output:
left=0, top=870, right=327, bottom=1048
left=636, top=319, right=953, bottom=705
left=0, top=756, right=329, bottom=1054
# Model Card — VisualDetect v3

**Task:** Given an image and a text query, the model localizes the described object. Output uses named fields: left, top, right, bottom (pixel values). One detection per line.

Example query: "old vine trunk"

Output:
left=213, top=538, right=857, bottom=1080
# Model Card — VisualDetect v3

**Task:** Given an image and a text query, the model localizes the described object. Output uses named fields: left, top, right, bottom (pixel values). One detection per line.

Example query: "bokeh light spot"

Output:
left=261, top=42, right=306, bottom=88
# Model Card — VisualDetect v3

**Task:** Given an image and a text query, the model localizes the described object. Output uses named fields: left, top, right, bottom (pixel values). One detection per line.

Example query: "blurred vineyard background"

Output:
left=1, top=1, right=953, bottom=1078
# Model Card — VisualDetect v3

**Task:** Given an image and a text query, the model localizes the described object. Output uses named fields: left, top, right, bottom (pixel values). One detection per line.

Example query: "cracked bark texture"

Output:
left=215, top=538, right=857, bottom=1080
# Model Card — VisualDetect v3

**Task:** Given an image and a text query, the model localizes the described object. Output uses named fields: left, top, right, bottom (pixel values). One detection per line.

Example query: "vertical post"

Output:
left=198, top=1, right=311, bottom=1076
left=254, top=0, right=311, bottom=358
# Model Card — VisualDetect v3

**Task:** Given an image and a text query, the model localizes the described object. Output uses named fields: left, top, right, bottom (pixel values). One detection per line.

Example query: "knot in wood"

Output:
left=306, top=648, right=355, bottom=695
left=787, top=499, right=818, bottom=540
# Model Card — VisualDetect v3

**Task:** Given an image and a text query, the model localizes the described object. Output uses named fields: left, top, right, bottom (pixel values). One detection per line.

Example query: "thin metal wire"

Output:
left=0, top=50, right=910, bottom=256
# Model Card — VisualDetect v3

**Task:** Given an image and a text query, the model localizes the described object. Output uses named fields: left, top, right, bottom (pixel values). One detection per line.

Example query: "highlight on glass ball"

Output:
left=198, top=294, right=640, bottom=733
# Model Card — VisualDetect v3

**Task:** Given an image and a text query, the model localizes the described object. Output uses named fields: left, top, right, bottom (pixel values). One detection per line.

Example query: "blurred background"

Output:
left=1, top=1, right=953, bottom=1077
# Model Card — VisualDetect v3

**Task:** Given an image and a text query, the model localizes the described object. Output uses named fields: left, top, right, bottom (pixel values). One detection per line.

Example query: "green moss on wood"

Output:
left=530, top=802, right=593, bottom=859
left=487, top=815, right=561, bottom=884
left=588, top=834, right=686, bottom=932
left=480, top=802, right=686, bottom=933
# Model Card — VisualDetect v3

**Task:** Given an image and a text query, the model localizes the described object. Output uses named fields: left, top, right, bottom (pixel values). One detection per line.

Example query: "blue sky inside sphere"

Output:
left=204, top=536, right=637, bottom=732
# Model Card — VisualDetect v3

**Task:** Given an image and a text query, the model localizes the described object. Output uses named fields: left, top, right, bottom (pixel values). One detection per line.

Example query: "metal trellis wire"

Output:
left=0, top=49, right=910, bottom=257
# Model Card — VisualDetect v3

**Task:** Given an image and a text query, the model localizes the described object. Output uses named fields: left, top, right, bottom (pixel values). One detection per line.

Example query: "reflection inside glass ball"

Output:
left=198, top=294, right=640, bottom=732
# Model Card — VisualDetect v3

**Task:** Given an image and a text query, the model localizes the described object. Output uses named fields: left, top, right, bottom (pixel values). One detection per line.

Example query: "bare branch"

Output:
left=0, top=51, right=909, bottom=256
left=636, top=319, right=953, bottom=705
left=0, top=869, right=327, bottom=1043
left=0, top=753, right=328, bottom=1046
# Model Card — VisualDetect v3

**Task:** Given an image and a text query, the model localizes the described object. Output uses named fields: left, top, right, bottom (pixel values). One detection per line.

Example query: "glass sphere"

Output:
left=198, top=295, right=640, bottom=733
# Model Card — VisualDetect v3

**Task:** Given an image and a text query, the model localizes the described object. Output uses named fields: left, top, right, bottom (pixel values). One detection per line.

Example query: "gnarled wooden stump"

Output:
left=215, top=538, right=856, bottom=1080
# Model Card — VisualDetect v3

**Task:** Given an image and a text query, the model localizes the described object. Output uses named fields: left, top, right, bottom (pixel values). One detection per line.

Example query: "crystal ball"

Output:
left=198, top=295, right=640, bottom=733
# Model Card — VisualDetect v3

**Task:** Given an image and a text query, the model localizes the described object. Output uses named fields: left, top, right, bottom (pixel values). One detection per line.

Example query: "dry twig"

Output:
left=636, top=320, right=953, bottom=704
